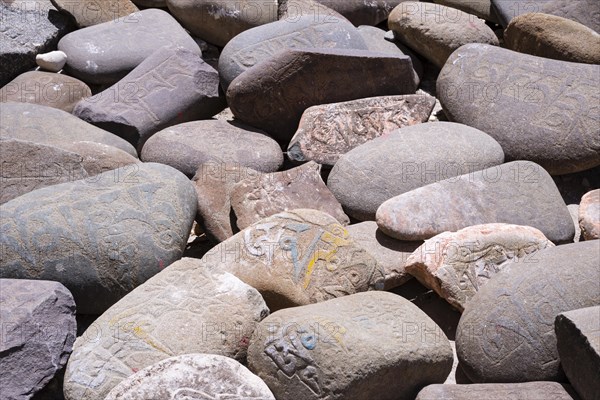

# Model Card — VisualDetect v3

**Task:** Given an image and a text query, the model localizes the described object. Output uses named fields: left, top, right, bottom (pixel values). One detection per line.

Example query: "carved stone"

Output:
left=230, top=162, right=349, bottom=230
left=248, top=291, right=453, bottom=400
left=287, top=94, right=435, bottom=166
left=377, top=161, right=575, bottom=244
left=0, top=163, right=197, bottom=314
left=51, top=0, right=138, bottom=28
left=63, top=258, right=269, bottom=400
left=456, top=241, right=600, bottom=382
left=201, top=209, right=384, bottom=311
left=227, top=48, right=417, bottom=144
left=405, top=223, right=554, bottom=312
left=329, top=121, right=504, bottom=221
left=105, top=354, right=274, bottom=399
left=416, top=382, right=578, bottom=400
left=60, top=141, right=141, bottom=177
left=579, top=190, right=600, bottom=241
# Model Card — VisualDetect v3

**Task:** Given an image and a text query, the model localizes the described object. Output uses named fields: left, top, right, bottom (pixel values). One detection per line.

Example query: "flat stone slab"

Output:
left=329, top=121, right=505, bottom=221
left=63, top=258, right=269, bottom=400
left=437, top=44, right=600, bottom=175
left=377, top=161, right=575, bottom=244
left=579, top=189, right=600, bottom=241
left=287, top=94, right=435, bottom=166
left=141, top=120, right=283, bottom=177
left=230, top=161, right=349, bottom=230
left=227, top=47, right=417, bottom=144
left=248, top=291, right=453, bottom=400
left=58, top=9, right=201, bottom=84
left=405, top=223, right=554, bottom=312
left=555, top=306, right=600, bottom=400
left=73, top=47, right=220, bottom=151
left=416, top=382, right=578, bottom=399
left=0, top=279, right=76, bottom=400
left=51, top=0, right=138, bottom=27
left=0, top=163, right=197, bottom=314
left=201, top=209, right=384, bottom=311
left=456, top=241, right=600, bottom=382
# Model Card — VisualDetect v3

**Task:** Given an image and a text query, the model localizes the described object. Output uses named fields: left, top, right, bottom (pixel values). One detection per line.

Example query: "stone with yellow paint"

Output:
left=200, top=209, right=385, bottom=311
left=63, top=258, right=269, bottom=400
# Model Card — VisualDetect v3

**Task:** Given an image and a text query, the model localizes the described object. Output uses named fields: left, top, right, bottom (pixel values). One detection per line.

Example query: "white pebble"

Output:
left=36, top=51, right=67, bottom=72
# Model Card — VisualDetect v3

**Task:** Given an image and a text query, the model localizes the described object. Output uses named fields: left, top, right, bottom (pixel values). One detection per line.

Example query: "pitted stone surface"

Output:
left=0, top=163, right=197, bottom=314
left=63, top=258, right=269, bottom=400
left=579, top=190, right=600, bottom=241
left=201, top=209, right=384, bottom=311
left=416, top=382, right=578, bottom=400
left=50, top=0, right=138, bottom=27
left=248, top=291, right=453, bottom=400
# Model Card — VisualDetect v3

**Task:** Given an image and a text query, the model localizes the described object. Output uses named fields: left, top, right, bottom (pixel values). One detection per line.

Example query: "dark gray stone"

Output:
left=329, top=121, right=504, bottom=221
left=416, top=382, right=578, bottom=400
left=0, top=163, right=197, bottom=314
left=73, top=47, right=220, bottom=151
left=0, top=279, right=76, bottom=400
left=437, top=44, right=600, bottom=175
left=456, top=241, right=600, bottom=382
left=318, top=0, right=406, bottom=26
left=57, top=9, right=201, bottom=84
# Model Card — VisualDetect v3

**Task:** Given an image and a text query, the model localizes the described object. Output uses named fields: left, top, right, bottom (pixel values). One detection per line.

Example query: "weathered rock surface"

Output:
left=60, top=141, right=140, bottom=177
left=437, top=44, right=600, bottom=175
left=132, top=0, right=165, bottom=6
left=63, top=258, right=269, bottom=400
left=347, top=221, right=420, bottom=290
left=230, top=162, right=349, bottom=230
left=0, top=163, right=197, bottom=314
left=555, top=306, right=600, bottom=400
left=579, top=190, right=600, bottom=241
left=456, top=241, right=600, bottom=382
left=389, top=2, right=499, bottom=69
left=567, top=204, right=581, bottom=243
left=141, top=120, right=283, bottom=177
left=1, top=71, right=92, bottom=113
left=287, top=94, right=435, bottom=166
left=416, top=382, right=578, bottom=400
left=278, top=0, right=346, bottom=21
left=219, top=15, right=368, bottom=91
left=105, top=354, right=275, bottom=400
left=0, top=102, right=137, bottom=156
left=318, top=0, right=406, bottom=26
left=35, top=50, right=67, bottom=72
left=201, top=209, right=384, bottom=311
left=248, top=291, right=453, bottom=400
left=0, top=279, right=76, bottom=400
left=433, top=0, right=499, bottom=22
left=58, top=9, right=201, bottom=84
left=405, top=223, right=555, bottom=312
left=51, top=0, right=138, bottom=27
left=377, top=161, right=575, bottom=243
left=228, top=48, right=417, bottom=144
left=505, top=13, right=600, bottom=64
left=329, top=121, right=504, bottom=221
left=73, top=47, right=220, bottom=151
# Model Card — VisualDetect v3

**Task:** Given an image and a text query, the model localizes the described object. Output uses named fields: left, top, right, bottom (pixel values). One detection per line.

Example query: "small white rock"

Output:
left=36, top=51, right=67, bottom=72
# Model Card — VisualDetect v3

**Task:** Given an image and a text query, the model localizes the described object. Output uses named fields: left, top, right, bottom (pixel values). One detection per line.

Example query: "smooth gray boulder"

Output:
left=416, top=382, right=578, bottom=399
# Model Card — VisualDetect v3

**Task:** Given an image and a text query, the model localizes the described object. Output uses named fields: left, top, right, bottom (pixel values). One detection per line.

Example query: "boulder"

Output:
left=579, top=190, right=600, bottom=241
left=416, top=382, right=578, bottom=400
left=60, top=141, right=140, bottom=177
left=433, top=0, right=499, bottom=22
left=50, top=0, right=138, bottom=27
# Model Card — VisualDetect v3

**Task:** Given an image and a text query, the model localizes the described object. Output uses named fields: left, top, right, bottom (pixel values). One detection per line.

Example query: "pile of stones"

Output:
left=1, top=0, right=598, bottom=399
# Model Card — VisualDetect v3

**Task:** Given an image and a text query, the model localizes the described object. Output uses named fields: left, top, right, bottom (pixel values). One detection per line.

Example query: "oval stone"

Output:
left=579, top=189, right=600, bottom=241
left=51, top=0, right=139, bottom=28
left=416, top=382, right=578, bottom=400
left=328, top=121, right=505, bottom=221
left=433, top=0, right=499, bottom=22
left=318, top=0, right=407, bottom=26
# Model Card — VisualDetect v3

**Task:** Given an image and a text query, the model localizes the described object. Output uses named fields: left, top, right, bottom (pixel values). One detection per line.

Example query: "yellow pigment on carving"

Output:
left=302, top=226, right=352, bottom=289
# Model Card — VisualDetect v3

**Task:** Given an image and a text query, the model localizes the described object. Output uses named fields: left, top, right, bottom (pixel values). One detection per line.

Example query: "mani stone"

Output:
left=73, top=47, right=220, bottom=152
left=0, top=102, right=137, bottom=157
left=218, top=15, right=368, bottom=91
left=329, top=121, right=504, bottom=221
left=405, top=223, right=555, bottom=312
left=50, top=0, right=138, bottom=28
left=288, top=94, right=435, bottom=166
left=579, top=190, right=600, bottom=241
left=389, top=2, right=499, bottom=69
left=35, top=50, right=67, bottom=72
left=347, top=221, right=420, bottom=290
left=567, top=204, right=581, bottom=243
left=227, top=48, right=417, bottom=144
left=0, top=279, right=76, bottom=400
left=105, top=354, right=275, bottom=400
left=555, top=306, right=600, bottom=400
left=57, top=9, right=201, bottom=85
left=230, top=162, right=349, bottom=230
left=247, top=291, right=453, bottom=400
left=433, top=0, right=499, bottom=22
left=456, top=241, right=600, bottom=383
left=416, top=382, right=578, bottom=400
left=437, top=44, right=600, bottom=175
left=201, top=209, right=385, bottom=311
left=63, top=258, right=269, bottom=400
left=166, top=0, right=278, bottom=48
left=491, top=0, right=600, bottom=31
left=60, top=141, right=140, bottom=177
left=0, top=163, right=197, bottom=314
left=141, top=120, right=283, bottom=177
left=505, top=13, right=600, bottom=65
left=0, top=71, right=92, bottom=113
left=376, top=161, right=575, bottom=244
